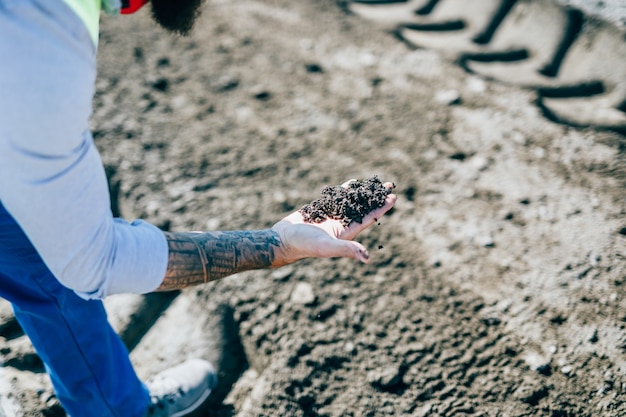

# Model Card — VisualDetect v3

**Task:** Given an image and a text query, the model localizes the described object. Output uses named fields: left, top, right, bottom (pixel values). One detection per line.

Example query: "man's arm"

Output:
left=157, top=183, right=396, bottom=292
left=158, top=230, right=280, bottom=291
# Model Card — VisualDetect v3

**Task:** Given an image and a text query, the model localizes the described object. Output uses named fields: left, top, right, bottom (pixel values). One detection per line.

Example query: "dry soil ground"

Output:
left=1, top=0, right=626, bottom=416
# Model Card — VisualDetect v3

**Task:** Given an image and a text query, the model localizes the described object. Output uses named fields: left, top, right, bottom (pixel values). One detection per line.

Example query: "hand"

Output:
left=271, top=181, right=397, bottom=266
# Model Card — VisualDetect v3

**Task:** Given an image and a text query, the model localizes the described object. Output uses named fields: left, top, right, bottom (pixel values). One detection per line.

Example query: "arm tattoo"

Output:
left=157, top=229, right=282, bottom=291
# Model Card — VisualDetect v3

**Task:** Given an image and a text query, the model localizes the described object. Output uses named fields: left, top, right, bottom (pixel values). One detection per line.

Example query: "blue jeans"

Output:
left=0, top=202, right=149, bottom=417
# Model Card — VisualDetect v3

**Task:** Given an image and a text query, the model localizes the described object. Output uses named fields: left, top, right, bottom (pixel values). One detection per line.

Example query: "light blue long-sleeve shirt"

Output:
left=0, top=0, right=169, bottom=299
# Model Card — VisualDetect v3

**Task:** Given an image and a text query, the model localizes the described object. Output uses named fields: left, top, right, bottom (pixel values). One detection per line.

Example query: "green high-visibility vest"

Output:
left=61, top=0, right=101, bottom=46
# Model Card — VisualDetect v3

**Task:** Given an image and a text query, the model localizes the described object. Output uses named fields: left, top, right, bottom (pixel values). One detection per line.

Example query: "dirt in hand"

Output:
left=298, top=176, right=392, bottom=227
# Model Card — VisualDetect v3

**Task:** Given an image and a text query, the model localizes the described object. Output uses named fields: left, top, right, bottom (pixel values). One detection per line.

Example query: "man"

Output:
left=0, top=0, right=396, bottom=416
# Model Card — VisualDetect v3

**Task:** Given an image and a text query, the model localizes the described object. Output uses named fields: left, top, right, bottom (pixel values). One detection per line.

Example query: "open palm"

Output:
left=271, top=182, right=396, bottom=266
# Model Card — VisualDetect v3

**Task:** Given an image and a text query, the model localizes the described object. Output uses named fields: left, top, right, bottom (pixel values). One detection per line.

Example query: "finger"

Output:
left=316, top=238, right=371, bottom=263
left=348, top=241, right=371, bottom=263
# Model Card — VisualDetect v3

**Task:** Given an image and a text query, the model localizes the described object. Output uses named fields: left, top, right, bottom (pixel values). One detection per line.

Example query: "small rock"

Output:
left=435, top=89, right=461, bottom=105
left=465, top=77, right=486, bottom=93
left=290, top=282, right=315, bottom=305
left=561, top=365, right=573, bottom=375
left=235, top=106, right=253, bottom=122
left=205, top=218, right=220, bottom=230
left=271, top=266, right=293, bottom=282
left=470, top=155, right=489, bottom=171
left=523, top=351, right=551, bottom=374
left=171, top=95, right=187, bottom=109
left=367, top=366, right=403, bottom=391
left=373, top=275, right=385, bottom=283
left=478, top=236, right=495, bottom=248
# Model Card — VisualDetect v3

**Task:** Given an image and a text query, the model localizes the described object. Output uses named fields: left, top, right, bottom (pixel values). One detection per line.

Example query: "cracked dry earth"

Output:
left=1, top=0, right=626, bottom=416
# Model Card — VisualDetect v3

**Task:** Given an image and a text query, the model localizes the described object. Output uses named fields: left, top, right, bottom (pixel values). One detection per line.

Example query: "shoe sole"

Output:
left=170, top=387, right=212, bottom=417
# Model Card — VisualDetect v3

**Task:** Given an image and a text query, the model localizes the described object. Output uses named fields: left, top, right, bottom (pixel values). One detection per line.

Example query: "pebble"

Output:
left=235, top=106, right=254, bottom=122
left=367, top=366, right=403, bottom=391
left=465, top=77, right=486, bottom=93
left=561, top=365, right=573, bottom=375
left=435, top=89, right=461, bottom=105
left=290, top=282, right=315, bottom=305
left=523, top=351, right=551, bottom=374
left=205, top=218, right=220, bottom=230
left=271, top=266, right=294, bottom=282
left=478, top=236, right=495, bottom=248
left=470, top=155, right=489, bottom=171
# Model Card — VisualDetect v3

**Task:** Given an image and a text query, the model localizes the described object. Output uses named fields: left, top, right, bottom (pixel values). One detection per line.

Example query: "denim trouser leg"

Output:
left=0, top=203, right=150, bottom=417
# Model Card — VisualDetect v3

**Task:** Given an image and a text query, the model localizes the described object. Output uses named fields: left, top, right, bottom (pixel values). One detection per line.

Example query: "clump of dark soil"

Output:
left=299, top=176, right=392, bottom=227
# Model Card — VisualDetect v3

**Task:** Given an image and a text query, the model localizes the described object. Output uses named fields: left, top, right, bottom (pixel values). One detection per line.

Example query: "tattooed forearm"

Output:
left=157, top=230, right=282, bottom=291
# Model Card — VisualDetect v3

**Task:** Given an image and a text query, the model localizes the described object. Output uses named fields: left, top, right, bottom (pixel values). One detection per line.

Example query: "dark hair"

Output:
left=150, top=0, right=204, bottom=35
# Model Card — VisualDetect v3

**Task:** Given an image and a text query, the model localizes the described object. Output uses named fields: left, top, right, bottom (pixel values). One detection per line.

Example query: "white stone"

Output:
left=290, top=282, right=315, bottom=305
left=435, top=89, right=461, bottom=105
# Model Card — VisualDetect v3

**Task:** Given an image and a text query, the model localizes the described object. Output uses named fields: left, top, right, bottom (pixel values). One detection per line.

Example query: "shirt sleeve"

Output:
left=0, top=0, right=169, bottom=299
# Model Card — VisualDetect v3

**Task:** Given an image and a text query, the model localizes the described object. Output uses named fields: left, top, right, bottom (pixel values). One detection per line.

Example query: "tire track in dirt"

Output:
left=344, top=0, right=626, bottom=133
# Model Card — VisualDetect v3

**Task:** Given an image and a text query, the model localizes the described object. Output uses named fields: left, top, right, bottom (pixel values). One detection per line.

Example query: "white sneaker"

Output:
left=145, top=359, right=217, bottom=417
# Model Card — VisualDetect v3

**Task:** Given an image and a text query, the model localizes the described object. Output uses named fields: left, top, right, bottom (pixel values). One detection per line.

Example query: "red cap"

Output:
left=121, top=0, right=149, bottom=14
